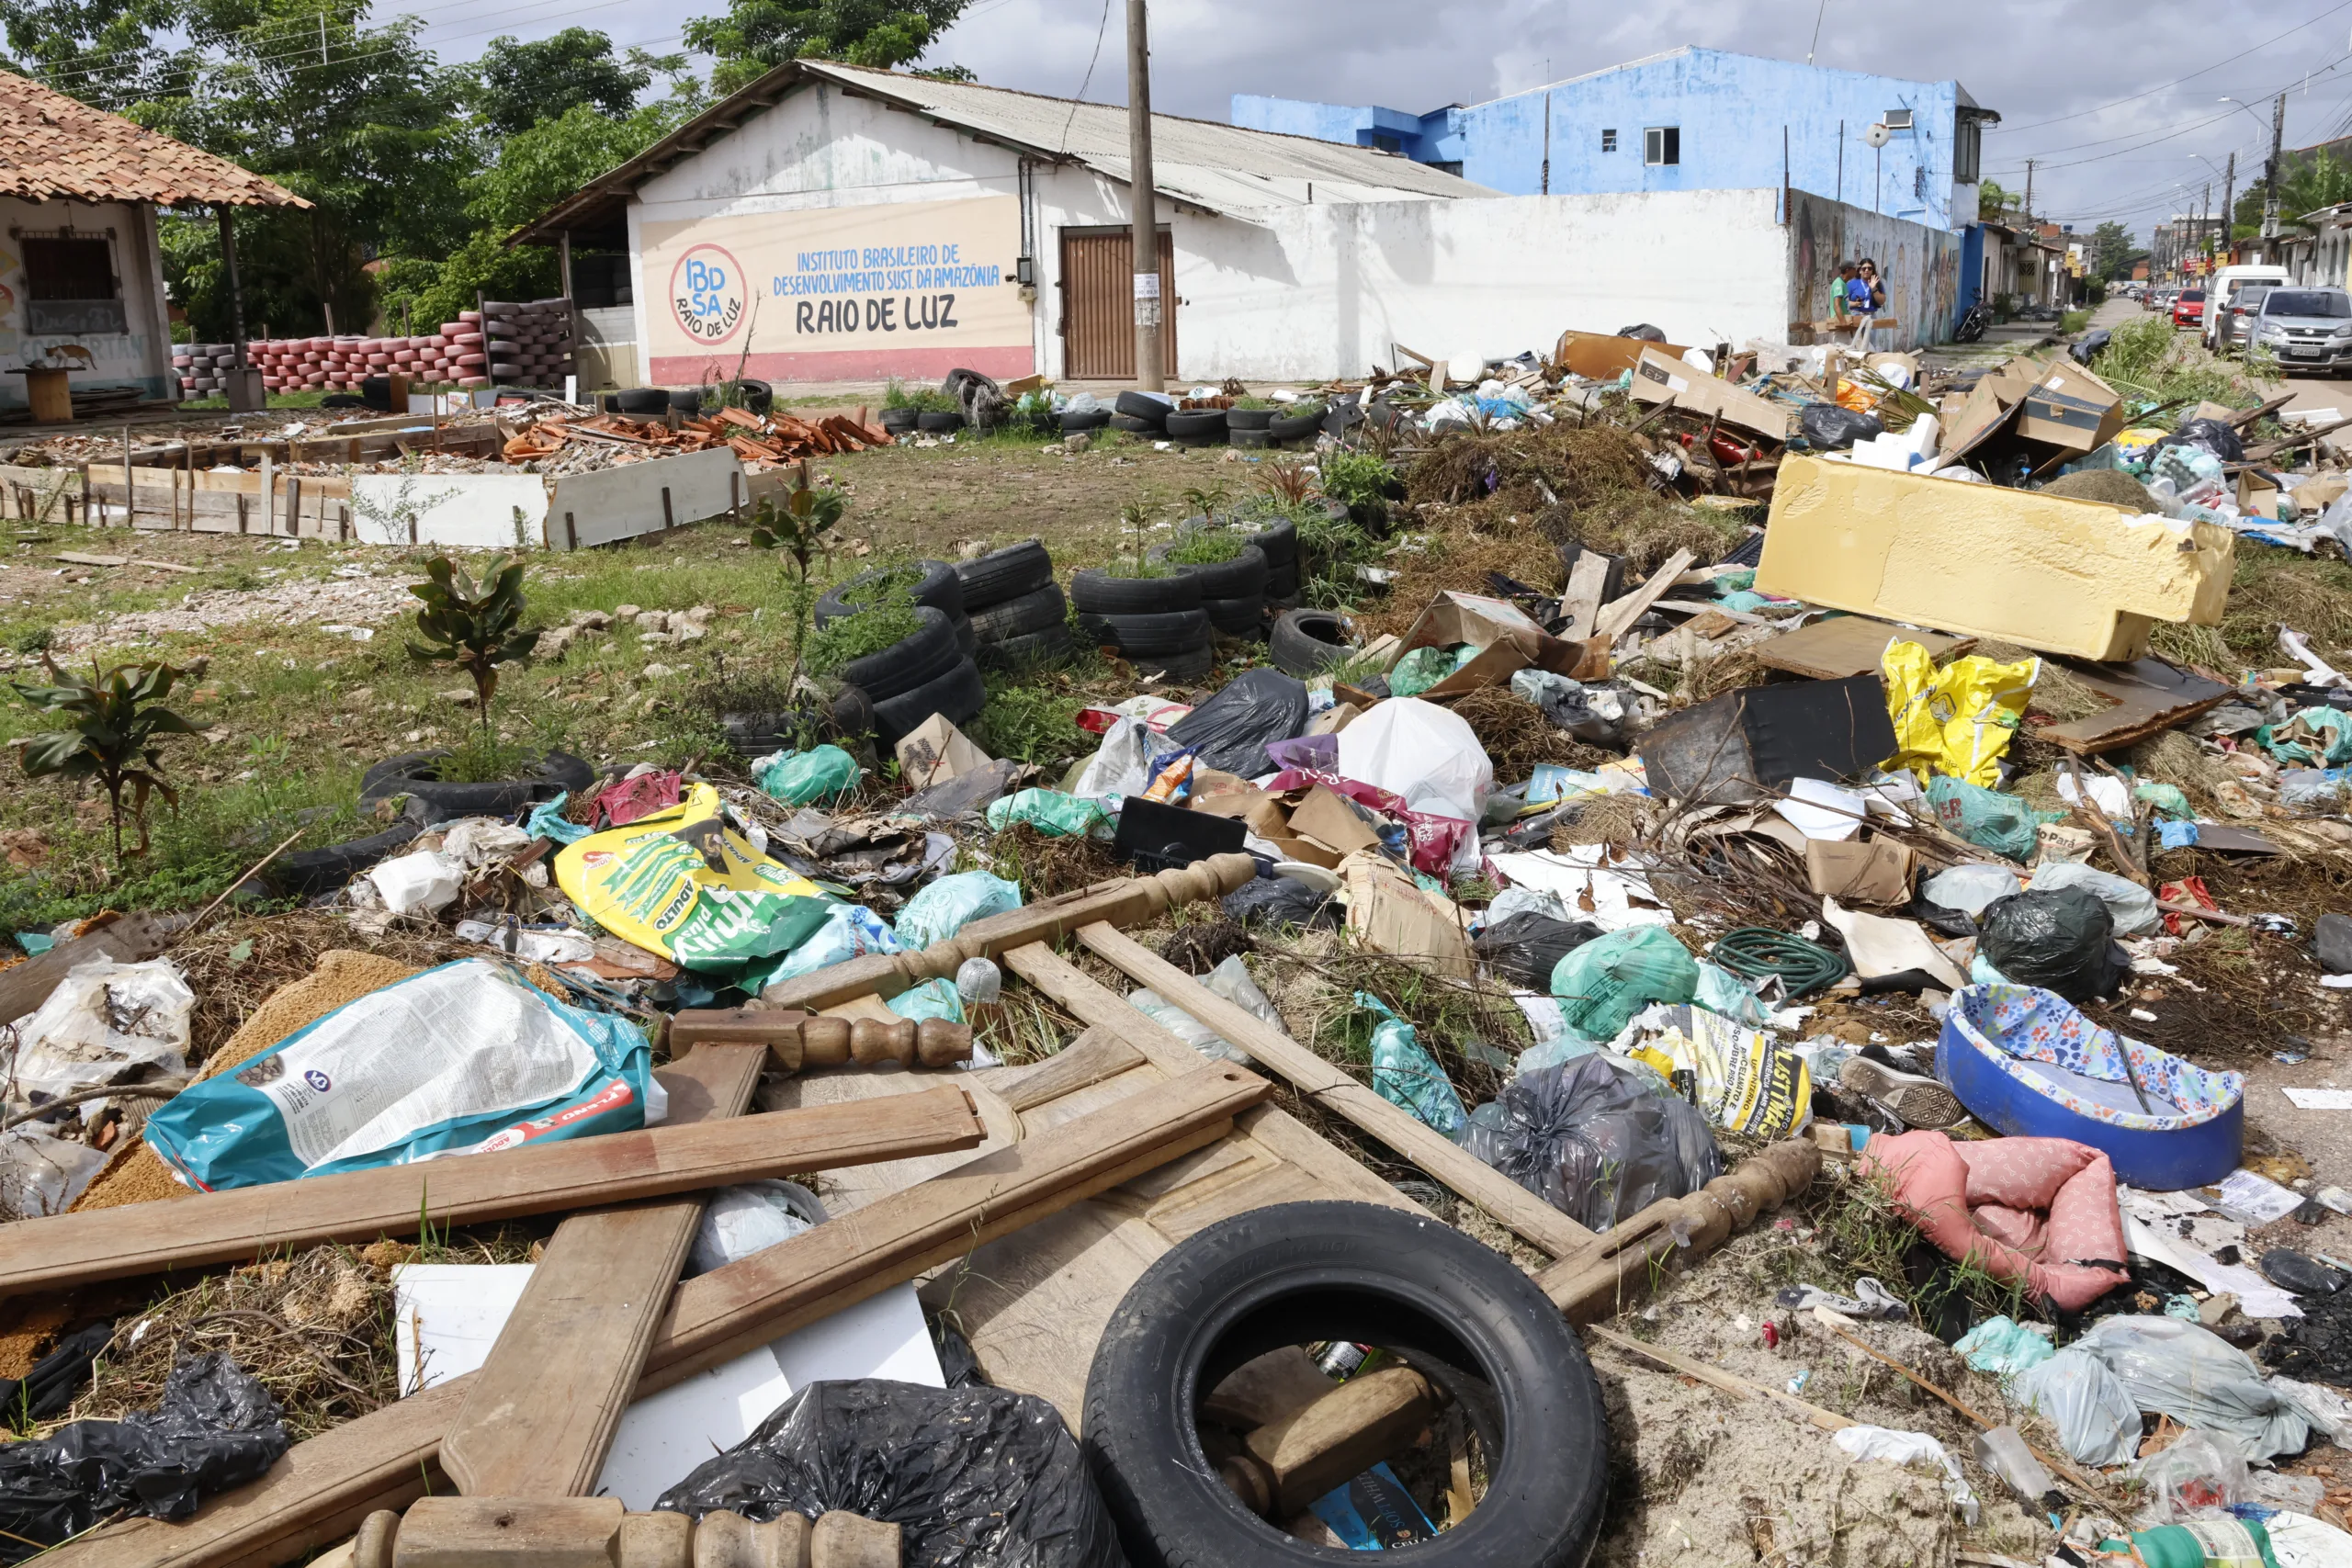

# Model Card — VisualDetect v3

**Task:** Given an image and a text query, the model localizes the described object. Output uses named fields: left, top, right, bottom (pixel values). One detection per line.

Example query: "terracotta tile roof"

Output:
left=0, top=68, right=306, bottom=208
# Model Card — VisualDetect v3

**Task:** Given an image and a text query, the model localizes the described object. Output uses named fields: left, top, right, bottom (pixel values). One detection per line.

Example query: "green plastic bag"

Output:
left=1357, top=991, right=1465, bottom=1137
left=1925, top=776, right=2060, bottom=863
left=888, top=976, right=967, bottom=1025
left=2133, top=781, right=2195, bottom=821
left=895, top=870, right=1022, bottom=951
left=1549, top=926, right=1699, bottom=1043
left=985, top=788, right=1109, bottom=837
left=1388, top=644, right=1475, bottom=698
left=756, top=745, right=861, bottom=807
left=2259, top=706, right=2352, bottom=767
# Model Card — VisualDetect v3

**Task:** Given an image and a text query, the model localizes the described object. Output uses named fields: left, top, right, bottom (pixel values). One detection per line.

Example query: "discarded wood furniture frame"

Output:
left=327, top=1496, right=902, bottom=1568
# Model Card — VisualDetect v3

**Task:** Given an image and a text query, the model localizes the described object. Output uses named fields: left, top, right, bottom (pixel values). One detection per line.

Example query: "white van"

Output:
left=2204, top=265, right=2291, bottom=350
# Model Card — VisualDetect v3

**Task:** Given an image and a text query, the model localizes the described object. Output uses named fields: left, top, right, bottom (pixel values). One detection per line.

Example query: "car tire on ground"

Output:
left=270, top=819, right=424, bottom=896
left=952, top=614, right=978, bottom=661
left=669, top=389, right=703, bottom=415
left=1269, top=608, right=1354, bottom=676
left=1264, top=562, right=1300, bottom=599
left=358, top=750, right=594, bottom=821
left=1082, top=1201, right=1609, bottom=1568
left=870, top=657, right=986, bottom=744
left=969, top=582, right=1068, bottom=641
left=815, top=561, right=965, bottom=627
left=1114, top=390, right=1173, bottom=425
left=613, top=388, right=670, bottom=415
left=956, top=541, right=1055, bottom=608
left=1269, top=412, right=1323, bottom=443
left=1202, top=594, right=1264, bottom=638
left=880, top=408, right=921, bottom=434
left=1079, top=608, right=1215, bottom=655
left=1242, top=519, right=1296, bottom=567
left=1110, top=413, right=1159, bottom=434
left=1225, top=408, right=1274, bottom=431
left=1163, top=410, right=1227, bottom=443
left=1174, top=544, right=1268, bottom=601
left=1070, top=568, right=1203, bottom=615
left=1060, top=408, right=1113, bottom=433
left=1229, top=429, right=1272, bottom=450
left=827, top=606, right=964, bottom=703
left=978, top=624, right=1078, bottom=671
left=916, top=410, right=967, bottom=433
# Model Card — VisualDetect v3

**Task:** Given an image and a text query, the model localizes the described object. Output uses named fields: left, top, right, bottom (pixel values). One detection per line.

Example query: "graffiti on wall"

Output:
left=1784, top=191, right=1960, bottom=348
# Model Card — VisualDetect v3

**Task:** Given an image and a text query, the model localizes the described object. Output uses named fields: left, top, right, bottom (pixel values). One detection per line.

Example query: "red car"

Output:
left=2173, top=288, right=2206, bottom=327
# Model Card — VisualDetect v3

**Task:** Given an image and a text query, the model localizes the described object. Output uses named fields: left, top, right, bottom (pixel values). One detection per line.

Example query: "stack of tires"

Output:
left=813, top=563, right=983, bottom=743
left=1070, top=567, right=1216, bottom=681
left=1246, top=517, right=1300, bottom=608
left=1110, top=390, right=1171, bottom=436
left=956, top=542, right=1075, bottom=670
left=1140, top=539, right=1271, bottom=642
left=1227, top=406, right=1272, bottom=449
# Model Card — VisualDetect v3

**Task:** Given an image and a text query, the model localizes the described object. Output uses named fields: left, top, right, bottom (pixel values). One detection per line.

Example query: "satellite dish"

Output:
left=1864, top=122, right=1893, bottom=149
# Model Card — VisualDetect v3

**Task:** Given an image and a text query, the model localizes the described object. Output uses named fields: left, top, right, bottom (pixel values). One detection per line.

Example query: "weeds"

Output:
left=803, top=594, right=922, bottom=677
left=968, top=682, right=1086, bottom=765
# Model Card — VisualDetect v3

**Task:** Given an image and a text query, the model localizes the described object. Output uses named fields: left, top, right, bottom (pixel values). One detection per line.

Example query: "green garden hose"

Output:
left=1713, top=927, right=1850, bottom=998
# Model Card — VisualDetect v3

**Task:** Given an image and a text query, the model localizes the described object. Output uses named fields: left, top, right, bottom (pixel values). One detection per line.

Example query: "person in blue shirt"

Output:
left=1846, top=261, right=1880, bottom=344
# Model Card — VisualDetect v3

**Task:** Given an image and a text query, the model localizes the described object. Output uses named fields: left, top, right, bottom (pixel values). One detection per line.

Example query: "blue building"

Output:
left=1233, top=47, right=1999, bottom=234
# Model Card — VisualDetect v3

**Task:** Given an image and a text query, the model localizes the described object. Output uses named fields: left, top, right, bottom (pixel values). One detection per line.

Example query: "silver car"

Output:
left=2251, top=288, right=2352, bottom=373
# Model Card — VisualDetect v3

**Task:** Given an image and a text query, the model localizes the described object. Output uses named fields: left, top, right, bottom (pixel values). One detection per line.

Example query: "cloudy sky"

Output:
left=413, top=0, right=2352, bottom=243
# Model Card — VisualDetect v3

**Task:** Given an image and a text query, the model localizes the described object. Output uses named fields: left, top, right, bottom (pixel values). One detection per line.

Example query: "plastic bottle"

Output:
left=1971, top=1426, right=2059, bottom=1508
left=2112, top=1518, right=2280, bottom=1568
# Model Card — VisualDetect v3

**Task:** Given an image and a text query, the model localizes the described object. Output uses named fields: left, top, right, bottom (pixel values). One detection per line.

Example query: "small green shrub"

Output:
left=838, top=564, right=924, bottom=607
left=970, top=682, right=1085, bottom=764
left=1318, top=450, right=1393, bottom=509
left=804, top=598, right=923, bottom=676
left=1167, top=532, right=1245, bottom=567
left=10, top=657, right=209, bottom=863
left=1231, top=395, right=1271, bottom=411
left=881, top=378, right=914, bottom=411
left=434, top=730, right=537, bottom=784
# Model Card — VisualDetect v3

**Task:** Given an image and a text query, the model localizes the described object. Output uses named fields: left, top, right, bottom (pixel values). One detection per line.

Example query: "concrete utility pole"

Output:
left=2222, top=151, right=2237, bottom=262
left=2023, top=159, right=2035, bottom=226
left=2265, top=90, right=2288, bottom=251
left=1125, top=0, right=1163, bottom=392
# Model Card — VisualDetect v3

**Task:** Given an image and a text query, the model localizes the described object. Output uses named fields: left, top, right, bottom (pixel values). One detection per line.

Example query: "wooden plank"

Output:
left=0, top=912, right=177, bottom=1027
left=2023, top=656, right=2231, bottom=754
left=1752, top=615, right=1973, bottom=680
left=1073, top=922, right=1597, bottom=1259
left=997, top=1023, right=1148, bottom=1112
left=437, top=1044, right=766, bottom=1499
left=1593, top=547, right=1697, bottom=644
left=0, top=1086, right=983, bottom=1297
left=44, top=1066, right=1266, bottom=1568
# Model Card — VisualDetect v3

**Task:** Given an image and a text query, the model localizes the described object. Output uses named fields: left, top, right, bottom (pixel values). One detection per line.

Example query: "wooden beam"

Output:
left=1071, top=923, right=1596, bottom=1259
left=43, top=1066, right=1270, bottom=1568
left=0, top=911, right=179, bottom=1027
left=1241, top=1366, right=1443, bottom=1517
left=437, top=1045, right=766, bottom=1499
left=1593, top=547, right=1697, bottom=643
left=0, top=1086, right=984, bottom=1297
left=1586, top=1325, right=1854, bottom=1434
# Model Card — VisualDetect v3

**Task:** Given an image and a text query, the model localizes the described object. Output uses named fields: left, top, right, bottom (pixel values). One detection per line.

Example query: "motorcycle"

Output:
left=1954, top=302, right=1991, bottom=343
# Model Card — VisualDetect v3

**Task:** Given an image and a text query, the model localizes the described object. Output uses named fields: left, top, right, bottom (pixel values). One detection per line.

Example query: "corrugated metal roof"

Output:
left=0, top=69, right=305, bottom=208
left=513, top=58, right=1491, bottom=243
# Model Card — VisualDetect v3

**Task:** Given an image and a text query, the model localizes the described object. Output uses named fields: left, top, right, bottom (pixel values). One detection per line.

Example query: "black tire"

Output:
left=1202, top=593, right=1264, bottom=637
left=1083, top=1201, right=1608, bottom=1568
left=1264, top=561, right=1299, bottom=599
left=1164, top=410, right=1227, bottom=441
left=358, top=750, right=594, bottom=821
left=1242, top=518, right=1296, bottom=567
left=1229, top=429, right=1271, bottom=450
left=956, top=541, right=1054, bottom=608
left=1070, top=568, right=1202, bottom=615
left=1226, top=407, right=1274, bottom=431
left=815, top=561, right=965, bottom=627
left=1268, top=412, right=1323, bottom=443
left=613, top=388, right=669, bottom=415
left=1175, top=543, right=1267, bottom=601
left=880, top=408, right=920, bottom=434
left=1269, top=607, right=1354, bottom=676
left=1115, top=390, right=1173, bottom=426
left=977, top=624, right=1077, bottom=671
left=1079, top=609, right=1214, bottom=655
left=738, top=378, right=773, bottom=415
left=269, top=820, right=423, bottom=896
left=1110, top=413, right=1159, bottom=434
left=870, top=658, right=985, bottom=744
left=826, top=606, right=962, bottom=702
left=720, top=684, right=874, bottom=754
left=916, top=410, right=967, bottom=433
left=952, top=614, right=978, bottom=661
left=1135, top=641, right=1216, bottom=681
left=1060, top=408, right=1113, bottom=433
left=669, top=389, right=704, bottom=415
left=969, top=582, right=1068, bottom=641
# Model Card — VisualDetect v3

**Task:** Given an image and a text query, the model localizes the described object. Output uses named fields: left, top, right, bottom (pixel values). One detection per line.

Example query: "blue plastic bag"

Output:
left=525, top=793, right=590, bottom=845
left=888, top=977, right=967, bottom=1025
left=142, top=959, right=655, bottom=1190
left=894, top=871, right=1022, bottom=953
left=1358, top=992, right=1465, bottom=1137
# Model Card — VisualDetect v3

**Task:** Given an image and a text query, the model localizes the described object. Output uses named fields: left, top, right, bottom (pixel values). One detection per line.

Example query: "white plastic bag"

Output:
left=6, top=957, right=193, bottom=1110
left=1127, top=954, right=1283, bottom=1065
left=1831, top=1426, right=1980, bottom=1524
left=442, top=818, right=533, bottom=870
left=1070, top=716, right=1186, bottom=802
left=687, top=1180, right=825, bottom=1275
left=2030, top=861, right=2161, bottom=937
left=2132, top=1429, right=2250, bottom=1524
left=2076, top=1316, right=2312, bottom=1460
left=1922, top=863, right=2021, bottom=917
left=2012, top=1347, right=2143, bottom=1468
left=0, top=1126, right=110, bottom=1218
left=1337, top=698, right=1493, bottom=826
left=370, top=849, right=463, bottom=915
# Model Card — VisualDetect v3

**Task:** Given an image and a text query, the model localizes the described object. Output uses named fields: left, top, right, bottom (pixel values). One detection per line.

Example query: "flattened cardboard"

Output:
left=1555, top=328, right=1693, bottom=381
left=1192, top=785, right=1343, bottom=869
left=1627, top=347, right=1794, bottom=442
left=1388, top=591, right=1607, bottom=697
left=1288, top=785, right=1384, bottom=861
left=1340, top=853, right=1474, bottom=977
left=1804, top=838, right=1914, bottom=906
left=895, top=715, right=991, bottom=791
left=1306, top=702, right=1362, bottom=737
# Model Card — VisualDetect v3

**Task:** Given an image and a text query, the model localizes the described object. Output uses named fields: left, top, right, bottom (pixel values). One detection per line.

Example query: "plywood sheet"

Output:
left=549, top=447, right=744, bottom=549
left=1754, top=615, right=1974, bottom=680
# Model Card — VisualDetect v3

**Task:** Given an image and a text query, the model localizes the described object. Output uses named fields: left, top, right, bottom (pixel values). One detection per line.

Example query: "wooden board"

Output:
left=0, top=912, right=177, bottom=1028
left=1753, top=614, right=1974, bottom=680
left=0, top=1087, right=983, bottom=1297
left=2022, top=656, right=2232, bottom=754
left=437, top=1043, right=767, bottom=1499
left=1070, top=923, right=1598, bottom=1261
left=548, top=447, right=744, bottom=550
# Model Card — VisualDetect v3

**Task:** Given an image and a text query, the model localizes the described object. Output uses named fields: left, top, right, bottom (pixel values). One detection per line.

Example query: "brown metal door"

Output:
left=1058, top=227, right=1175, bottom=379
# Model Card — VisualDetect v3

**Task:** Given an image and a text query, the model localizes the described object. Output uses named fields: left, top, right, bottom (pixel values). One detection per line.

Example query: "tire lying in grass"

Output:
left=956, top=541, right=1055, bottom=608
left=969, top=583, right=1069, bottom=642
left=815, top=561, right=965, bottom=628
left=824, top=606, right=965, bottom=703
left=612, top=388, right=670, bottom=416
left=1164, top=543, right=1268, bottom=602
left=978, top=624, right=1078, bottom=671
left=881, top=407, right=921, bottom=435
left=1202, top=594, right=1265, bottom=638
left=1229, top=429, right=1272, bottom=450
left=270, top=819, right=424, bottom=897
left=952, top=615, right=978, bottom=661
left=1136, top=641, right=1216, bottom=681
left=1269, top=608, right=1355, bottom=676
left=1079, top=608, right=1214, bottom=657
left=1226, top=407, right=1274, bottom=432
left=721, top=683, right=875, bottom=754
left=870, top=657, right=986, bottom=744
left=916, top=410, right=967, bottom=434
left=358, top=749, right=594, bottom=821
left=1163, top=410, right=1227, bottom=443
left=1241, top=519, right=1295, bottom=568
left=1070, top=568, right=1203, bottom=616
left=1110, top=413, right=1160, bottom=434
left=1060, top=408, right=1114, bottom=434
left=1082, top=1201, right=1609, bottom=1568
left=1114, top=390, right=1173, bottom=426
left=1264, top=562, right=1300, bottom=601
left=1268, top=412, right=1324, bottom=444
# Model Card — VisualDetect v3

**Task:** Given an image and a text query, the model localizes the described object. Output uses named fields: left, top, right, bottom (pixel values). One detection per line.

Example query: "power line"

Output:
left=1990, top=0, right=2352, bottom=134
left=1057, top=0, right=1112, bottom=151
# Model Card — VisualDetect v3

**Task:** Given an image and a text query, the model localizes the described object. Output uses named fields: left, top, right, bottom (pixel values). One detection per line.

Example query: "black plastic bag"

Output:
left=2069, top=329, right=2112, bottom=365
left=1615, top=323, right=1668, bottom=342
left=1222, top=875, right=1339, bottom=931
left=1164, top=669, right=1308, bottom=778
left=0, top=1322, right=113, bottom=1426
left=1798, top=404, right=1885, bottom=451
left=2160, top=417, right=2245, bottom=464
left=1459, top=1055, right=1723, bottom=1232
left=0, top=1354, right=288, bottom=1563
left=2261, top=1249, right=2346, bottom=1296
left=1475, top=912, right=1604, bottom=988
left=657, top=1381, right=1123, bottom=1568
left=1977, top=886, right=2128, bottom=1003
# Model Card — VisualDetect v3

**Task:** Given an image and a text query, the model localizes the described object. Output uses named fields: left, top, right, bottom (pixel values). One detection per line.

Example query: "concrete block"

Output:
left=1755, top=455, right=2233, bottom=660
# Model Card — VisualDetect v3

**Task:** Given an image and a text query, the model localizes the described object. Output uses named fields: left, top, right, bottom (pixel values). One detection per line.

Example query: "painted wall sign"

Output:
left=640, top=195, right=1032, bottom=383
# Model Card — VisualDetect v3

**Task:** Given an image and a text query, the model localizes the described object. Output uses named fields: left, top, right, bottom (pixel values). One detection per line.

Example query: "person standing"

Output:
left=1848, top=260, right=1881, bottom=345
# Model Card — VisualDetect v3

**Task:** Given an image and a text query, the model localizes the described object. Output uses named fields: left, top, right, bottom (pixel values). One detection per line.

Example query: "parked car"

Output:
left=2173, top=289, right=2206, bottom=327
left=2202, top=265, right=2290, bottom=348
left=2248, top=287, right=2352, bottom=374
left=2216, top=283, right=2278, bottom=354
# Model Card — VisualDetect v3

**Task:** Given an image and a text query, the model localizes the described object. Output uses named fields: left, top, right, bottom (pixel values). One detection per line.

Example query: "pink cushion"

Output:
left=1861, top=1131, right=2130, bottom=1312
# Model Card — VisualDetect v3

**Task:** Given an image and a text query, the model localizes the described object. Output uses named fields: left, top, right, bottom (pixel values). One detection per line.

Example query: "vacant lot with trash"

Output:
left=10, top=321, right=2352, bottom=1568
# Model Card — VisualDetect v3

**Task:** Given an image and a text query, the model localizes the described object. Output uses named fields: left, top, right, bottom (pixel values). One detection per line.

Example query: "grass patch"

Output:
left=804, top=598, right=924, bottom=677
left=968, top=681, right=1087, bottom=765
left=835, top=563, right=928, bottom=607
left=2090, top=314, right=2268, bottom=409
left=1166, top=532, right=1246, bottom=567
left=2060, top=309, right=2091, bottom=334
left=432, top=729, right=538, bottom=784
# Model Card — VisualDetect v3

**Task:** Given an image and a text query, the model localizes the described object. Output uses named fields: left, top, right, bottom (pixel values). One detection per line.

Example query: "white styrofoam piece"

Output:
left=392, top=1263, right=537, bottom=1394
left=1774, top=777, right=1867, bottom=841
left=347, top=472, right=549, bottom=549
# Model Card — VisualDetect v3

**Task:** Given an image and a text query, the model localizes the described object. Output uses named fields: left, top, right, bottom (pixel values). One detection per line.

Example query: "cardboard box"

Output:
left=1192, top=785, right=1347, bottom=869
left=894, top=716, right=991, bottom=791
left=1306, top=702, right=1361, bottom=737
left=2016, top=361, right=2125, bottom=454
left=1627, top=347, right=1794, bottom=441
left=1387, top=591, right=1606, bottom=697
left=1555, top=328, right=1693, bottom=381
left=1804, top=838, right=1914, bottom=906
left=1288, top=785, right=1384, bottom=862
left=1940, top=358, right=2042, bottom=460
left=1340, top=852, right=1474, bottom=977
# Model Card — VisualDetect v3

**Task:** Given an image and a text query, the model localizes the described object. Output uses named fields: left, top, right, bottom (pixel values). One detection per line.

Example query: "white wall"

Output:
left=0, top=197, right=173, bottom=409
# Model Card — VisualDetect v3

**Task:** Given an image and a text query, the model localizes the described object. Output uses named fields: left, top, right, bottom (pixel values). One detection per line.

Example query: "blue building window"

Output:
left=1601, top=128, right=1617, bottom=152
left=1645, top=126, right=1679, bottom=166
left=1372, top=132, right=1399, bottom=153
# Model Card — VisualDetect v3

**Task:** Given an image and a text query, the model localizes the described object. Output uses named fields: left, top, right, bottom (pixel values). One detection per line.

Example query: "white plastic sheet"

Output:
left=1336, top=698, right=1493, bottom=827
left=1830, top=1427, right=1980, bottom=1524
left=2075, top=1316, right=2312, bottom=1460
left=6, top=957, right=193, bottom=1111
left=2011, top=1348, right=2143, bottom=1467
left=369, top=849, right=463, bottom=915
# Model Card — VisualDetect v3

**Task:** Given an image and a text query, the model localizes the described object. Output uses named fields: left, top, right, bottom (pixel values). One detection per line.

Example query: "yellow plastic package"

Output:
left=1623, top=1005, right=1813, bottom=1140
left=554, top=784, right=831, bottom=976
left=1882, top=639, right=2040, bottom=788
